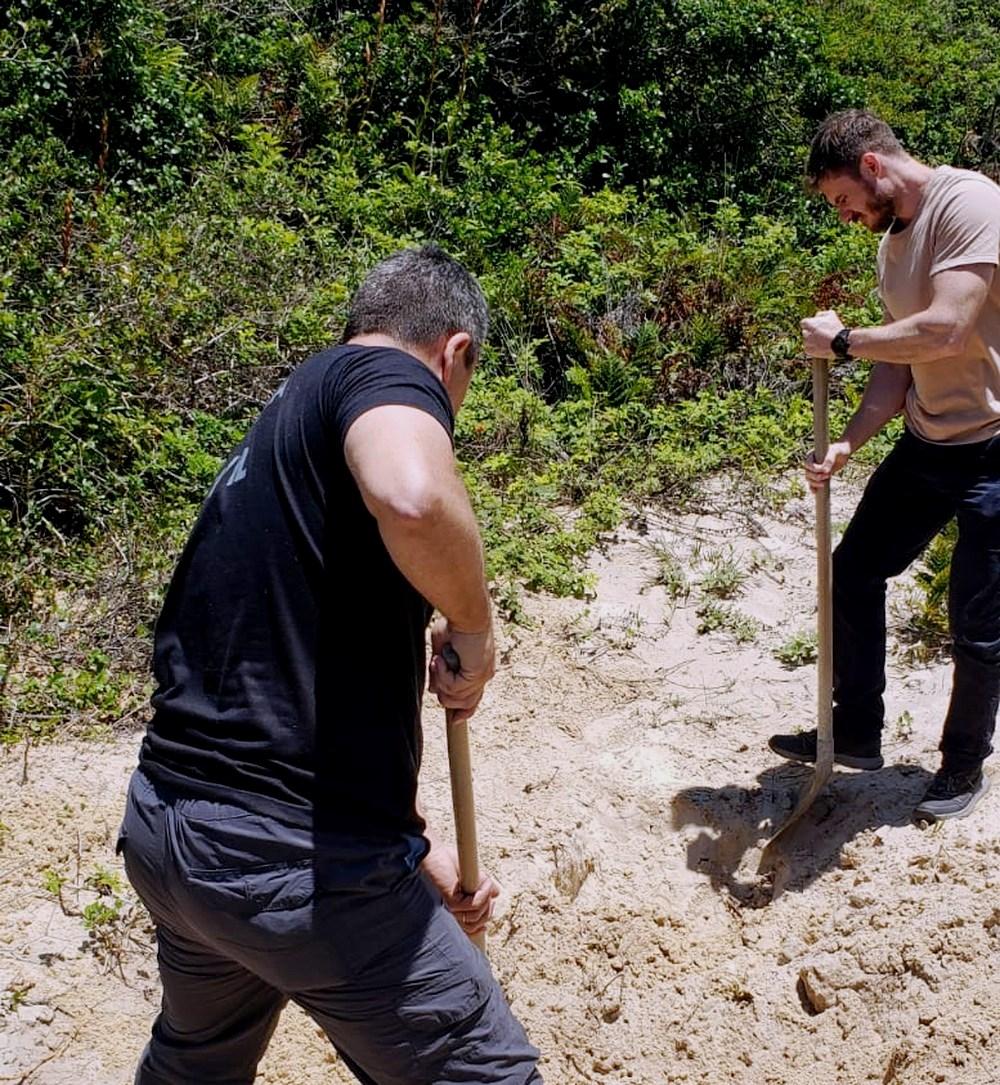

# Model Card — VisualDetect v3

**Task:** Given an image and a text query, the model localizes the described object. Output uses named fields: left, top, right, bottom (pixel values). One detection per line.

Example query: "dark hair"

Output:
left=344, top=244, right=488, bottom=363
left=806, top=110, right=905, bottom=189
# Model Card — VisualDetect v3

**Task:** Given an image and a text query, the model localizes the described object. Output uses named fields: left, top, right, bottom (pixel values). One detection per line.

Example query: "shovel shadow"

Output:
left=671, top=762, right=935, bottom=904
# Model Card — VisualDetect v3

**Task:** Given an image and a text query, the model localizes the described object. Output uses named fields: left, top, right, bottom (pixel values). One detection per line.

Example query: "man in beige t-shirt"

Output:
left=768, top=110, right=1000, bottom=822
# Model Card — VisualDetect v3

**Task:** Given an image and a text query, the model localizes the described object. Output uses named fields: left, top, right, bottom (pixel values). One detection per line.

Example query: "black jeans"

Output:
left=833, top=428, right=1000, bottom=773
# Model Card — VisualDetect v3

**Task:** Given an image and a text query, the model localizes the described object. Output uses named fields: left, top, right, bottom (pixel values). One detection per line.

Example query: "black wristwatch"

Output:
left=831, top=327, right=853, bottom=360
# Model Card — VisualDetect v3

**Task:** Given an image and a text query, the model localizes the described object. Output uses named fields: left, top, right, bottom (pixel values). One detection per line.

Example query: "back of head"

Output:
left=806, top=109, right=905, bottom=189
left=344, top=244, right=489, bottom=363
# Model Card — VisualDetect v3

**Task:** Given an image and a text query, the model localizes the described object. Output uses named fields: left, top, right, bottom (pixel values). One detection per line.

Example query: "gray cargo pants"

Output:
left=119, top=769, right=541, bottom=1084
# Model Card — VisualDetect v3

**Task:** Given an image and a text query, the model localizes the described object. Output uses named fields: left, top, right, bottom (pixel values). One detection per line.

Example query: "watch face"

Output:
left=833, top=329, right=851, bottom=357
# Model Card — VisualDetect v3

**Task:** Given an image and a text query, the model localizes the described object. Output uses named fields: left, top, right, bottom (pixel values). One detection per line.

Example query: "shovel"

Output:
left=761, top=357, right=834, bottom=860
left=442, top=644, right=486, bottom=954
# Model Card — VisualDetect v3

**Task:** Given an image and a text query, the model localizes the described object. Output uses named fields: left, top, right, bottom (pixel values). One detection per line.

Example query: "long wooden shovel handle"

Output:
left=760, top=359, right=835, bottom=863
left=813, top=358, right=834, bottom=779
left=441, top=644, right=486, bottom=954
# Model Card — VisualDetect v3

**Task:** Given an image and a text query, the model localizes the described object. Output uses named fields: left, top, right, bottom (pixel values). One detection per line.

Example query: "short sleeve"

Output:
left=326, top=347, right=454, bottom=448
left=930, top=179, right=1000, bottom=276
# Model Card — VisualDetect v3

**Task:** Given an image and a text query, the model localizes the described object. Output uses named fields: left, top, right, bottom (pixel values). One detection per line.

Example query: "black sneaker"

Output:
left=768, top=729, right=884, bottom=771
left=914, top=769, right=990, bottom=822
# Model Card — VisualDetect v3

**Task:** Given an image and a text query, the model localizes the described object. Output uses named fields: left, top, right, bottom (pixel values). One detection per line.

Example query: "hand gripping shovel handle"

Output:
left=763, top=358, right=834, bottom=858
left=441, top=644, right=486, bottom=954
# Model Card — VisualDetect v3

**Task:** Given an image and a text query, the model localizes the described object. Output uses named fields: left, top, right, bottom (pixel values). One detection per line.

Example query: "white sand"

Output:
left=2, top=477, right=997, bottom=1085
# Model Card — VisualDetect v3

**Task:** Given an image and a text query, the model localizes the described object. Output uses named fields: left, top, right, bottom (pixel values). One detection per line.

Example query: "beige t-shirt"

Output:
left=878, top=165, right=1000, bottom=444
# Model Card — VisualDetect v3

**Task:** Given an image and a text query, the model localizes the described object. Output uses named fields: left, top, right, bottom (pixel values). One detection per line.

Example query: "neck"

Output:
left=887, top=155, right=936, bottom=225
left=346, top=332, right=432, bottom=366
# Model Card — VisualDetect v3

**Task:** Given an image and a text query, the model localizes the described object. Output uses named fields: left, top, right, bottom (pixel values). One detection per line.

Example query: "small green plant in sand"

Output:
left=40, top=867, right=68, bottom=903
left=2, top=982, right=32, bottom=1015
left=696, top=602, right=759, bottom=644
left=699, top=551, right=747, bottom=600
left=774, top=630, right=818, bottom=668
left=649, top=543, right=690, bottom=602
left=893, top=710, right=914, bottom=742
left=604, top=607, right=645, bottom=650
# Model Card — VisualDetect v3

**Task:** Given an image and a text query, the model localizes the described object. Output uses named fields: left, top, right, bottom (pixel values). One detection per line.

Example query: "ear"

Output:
left=441, top=331, right=472, bottom=382
left=859, top=151, right=882, bottom=179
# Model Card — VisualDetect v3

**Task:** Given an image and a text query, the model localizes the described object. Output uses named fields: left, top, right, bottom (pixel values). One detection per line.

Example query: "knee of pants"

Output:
left=951, top=584, right=1000, bottom=664
left=832, top=543, right=887, bottom=595
left=953, top=634, right=1000, bottom=670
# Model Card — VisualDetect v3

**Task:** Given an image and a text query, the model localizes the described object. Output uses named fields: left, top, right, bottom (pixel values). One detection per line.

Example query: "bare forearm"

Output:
left=848, top=313, right=966, bottom=364
left=416, top=804, right=454, bottom=892
left=416, top=796, right=441, bottom=850
left=804, top=269, right=990, bottom=366
left=839, top=363, right=910, bottom=450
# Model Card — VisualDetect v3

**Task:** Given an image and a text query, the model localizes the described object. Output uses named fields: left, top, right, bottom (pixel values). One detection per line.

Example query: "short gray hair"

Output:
left=344, top=244, right=489, bottom=363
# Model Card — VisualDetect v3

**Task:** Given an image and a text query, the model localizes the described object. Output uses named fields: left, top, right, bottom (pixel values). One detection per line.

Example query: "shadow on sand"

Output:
left=671, top=762, right=935, bottom=904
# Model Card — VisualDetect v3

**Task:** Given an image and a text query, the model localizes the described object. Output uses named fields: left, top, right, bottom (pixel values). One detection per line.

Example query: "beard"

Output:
left=861, top=184, right=896, bottom=233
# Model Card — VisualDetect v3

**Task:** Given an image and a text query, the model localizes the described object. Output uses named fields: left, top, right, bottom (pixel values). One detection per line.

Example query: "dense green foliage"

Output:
left=3, top=0, right=994, bottom=738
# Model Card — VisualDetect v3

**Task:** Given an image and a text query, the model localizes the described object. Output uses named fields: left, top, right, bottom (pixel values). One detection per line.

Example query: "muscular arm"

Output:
left=345, top=403, right=494, bottom=716
left=345, top=404, right=490, bottom=631
left=803, top=265, right=994, bottom=364
left=849, top=265, right=994, bottom=364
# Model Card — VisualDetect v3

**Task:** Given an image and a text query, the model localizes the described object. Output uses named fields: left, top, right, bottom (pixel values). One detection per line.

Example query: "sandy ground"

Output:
left=2, top=477, right=999, bottom=1085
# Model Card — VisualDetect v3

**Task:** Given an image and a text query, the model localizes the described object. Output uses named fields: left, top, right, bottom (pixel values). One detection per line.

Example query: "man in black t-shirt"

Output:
left=119, top=245, right=542, bottom=1084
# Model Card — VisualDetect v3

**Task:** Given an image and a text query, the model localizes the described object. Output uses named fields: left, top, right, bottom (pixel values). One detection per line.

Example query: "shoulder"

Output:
left=929, top=167, right=1000, bottom=217
left=326, top=344, right=436, bottom=382
left=925, top=168, right=1000, bottom=270
left=324, top=345, right=453, bottom=442
left=327, top=345, right=449, bottom=404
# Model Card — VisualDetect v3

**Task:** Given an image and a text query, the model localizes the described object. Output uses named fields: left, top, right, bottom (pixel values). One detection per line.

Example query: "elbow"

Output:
left=939, top=333, right=971, bottom=360
left=373, top=477, right=445, bottom=528
left=925, top=320, right=973, bottom=359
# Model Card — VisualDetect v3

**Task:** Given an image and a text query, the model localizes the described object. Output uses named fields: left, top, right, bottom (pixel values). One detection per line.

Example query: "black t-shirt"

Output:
left=140, top=344, right=453, bottom=848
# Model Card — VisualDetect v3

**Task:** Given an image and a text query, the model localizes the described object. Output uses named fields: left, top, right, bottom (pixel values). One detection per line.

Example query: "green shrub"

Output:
left=4, top=0, right=995, bottom=743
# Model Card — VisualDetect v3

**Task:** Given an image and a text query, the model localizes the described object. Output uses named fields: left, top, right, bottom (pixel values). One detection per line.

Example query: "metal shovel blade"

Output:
left=761, top=358, right=834, bottom=862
